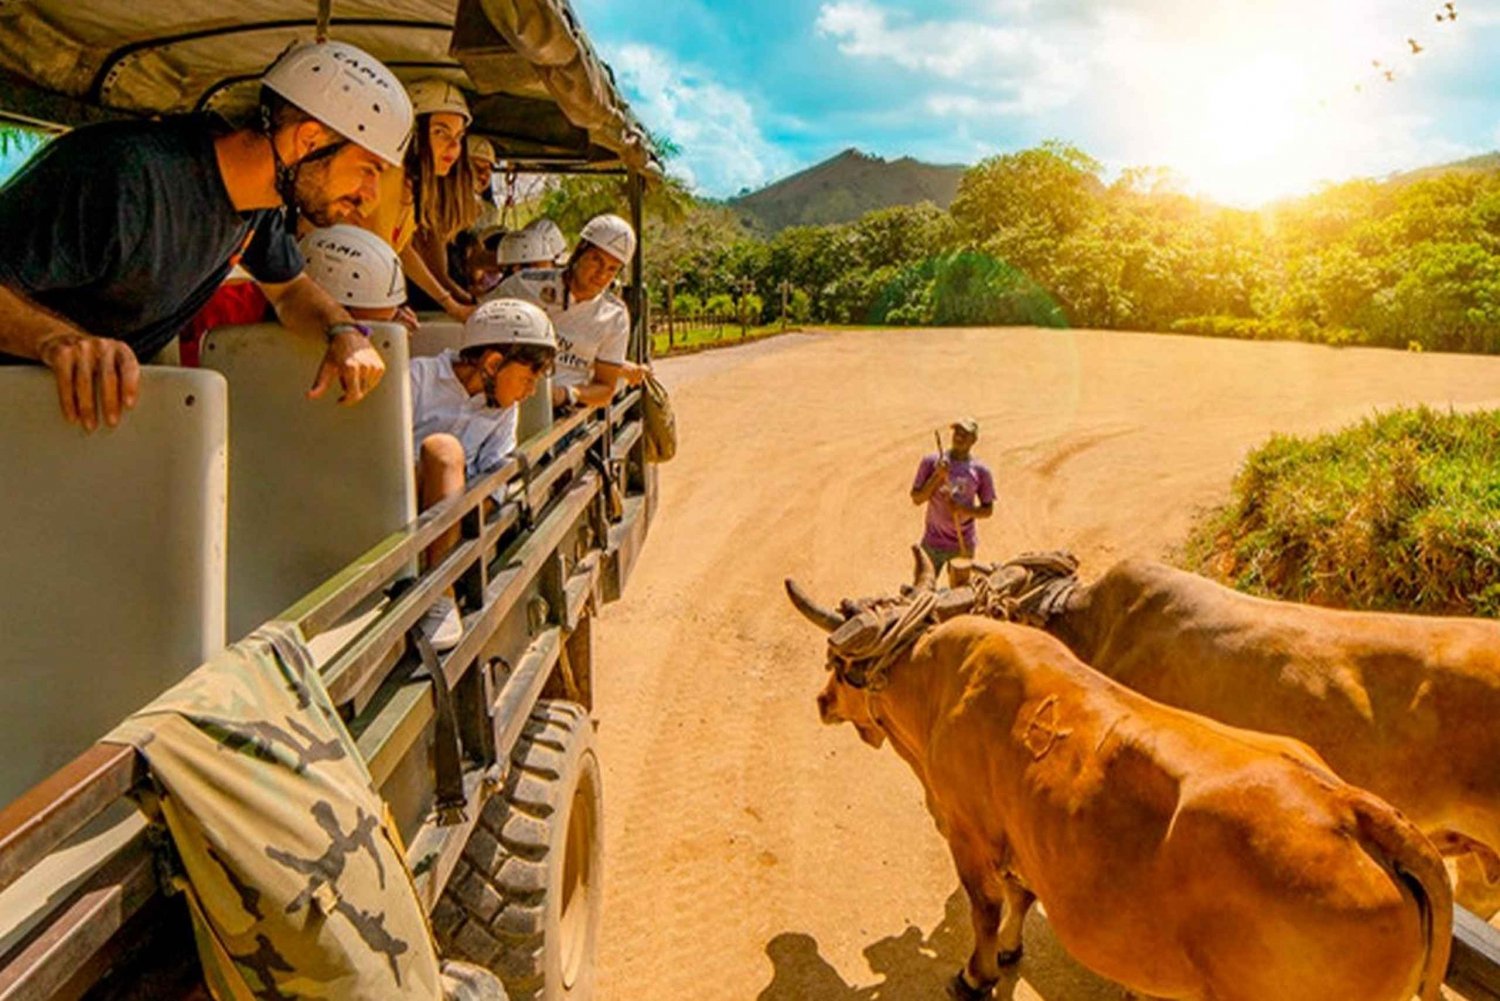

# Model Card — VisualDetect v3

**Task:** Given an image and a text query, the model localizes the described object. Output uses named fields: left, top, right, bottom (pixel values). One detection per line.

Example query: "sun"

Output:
left=1169, top=56, right=1312, bottom=206
left=1100, top=1, right=1400, bottom=206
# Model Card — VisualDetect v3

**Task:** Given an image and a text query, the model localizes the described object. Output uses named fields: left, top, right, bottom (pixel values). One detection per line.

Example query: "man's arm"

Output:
left=954, top=500, right=995, bottom=521
left=258, top=273, right=386, bottom=405
left=411, top=230, right=473, bottom=305
left=910, top=458, right=949, bottom=505
left=565, top=365, right=620, bottom=408
left=0, top=283, right=139, bottom=430
left=398, top=244, right=473, bottom=321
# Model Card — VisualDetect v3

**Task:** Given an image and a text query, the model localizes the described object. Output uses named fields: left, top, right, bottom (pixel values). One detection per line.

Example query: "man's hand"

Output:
left=930, top=459, right=950, bottom=487
left=621, top=361, right=649, bottom=387
left=309, top=329, right=386, bottom=405
left=37, top=332, right=140, bottom=431
left=395, top=305, right=421, bottom=332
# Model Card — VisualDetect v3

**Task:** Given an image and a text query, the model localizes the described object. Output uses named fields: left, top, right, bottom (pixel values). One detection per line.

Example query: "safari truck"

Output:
left=0, top=2, right=657, bottom=997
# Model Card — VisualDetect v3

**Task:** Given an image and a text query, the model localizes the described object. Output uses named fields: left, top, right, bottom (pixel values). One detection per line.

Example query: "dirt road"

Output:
left=592, top=327, right=1500, bottom=1000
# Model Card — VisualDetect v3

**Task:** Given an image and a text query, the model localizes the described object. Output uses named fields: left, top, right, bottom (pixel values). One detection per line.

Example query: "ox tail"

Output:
left=1350, top=796, right=1453, bottom=1001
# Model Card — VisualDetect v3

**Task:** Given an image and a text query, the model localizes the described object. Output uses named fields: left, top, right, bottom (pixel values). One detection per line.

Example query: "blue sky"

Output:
left=574, top=0, right=1500, bottom=205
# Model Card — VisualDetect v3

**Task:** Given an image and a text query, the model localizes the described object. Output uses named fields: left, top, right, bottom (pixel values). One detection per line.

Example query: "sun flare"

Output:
left=1100, top=1, right=1418, bottom=206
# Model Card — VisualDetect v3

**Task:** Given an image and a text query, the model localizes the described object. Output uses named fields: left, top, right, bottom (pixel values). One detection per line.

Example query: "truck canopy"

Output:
left=0, top=0, right=659, bottom=173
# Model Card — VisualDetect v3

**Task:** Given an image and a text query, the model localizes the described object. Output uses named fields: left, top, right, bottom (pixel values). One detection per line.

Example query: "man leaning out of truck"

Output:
left=0, top=40, right=414, bottom=431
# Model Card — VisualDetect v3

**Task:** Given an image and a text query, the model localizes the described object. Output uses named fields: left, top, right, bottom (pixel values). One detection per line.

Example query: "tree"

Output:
left=949, top=141, right=1104, bottom=277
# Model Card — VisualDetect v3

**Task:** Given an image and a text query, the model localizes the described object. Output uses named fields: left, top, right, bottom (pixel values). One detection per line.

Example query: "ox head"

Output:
left=786, top=547, right=967, bottom=749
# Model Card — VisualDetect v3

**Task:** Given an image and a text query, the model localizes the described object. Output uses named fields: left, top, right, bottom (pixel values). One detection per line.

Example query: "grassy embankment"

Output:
left=651, top=323, right=796, bottom=357
left=1185, top=406, right=1500, bottom=616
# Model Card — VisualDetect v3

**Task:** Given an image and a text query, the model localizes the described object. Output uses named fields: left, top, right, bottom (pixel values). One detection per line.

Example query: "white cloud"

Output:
left=606, top=43, right=796, bottom=197
left=815, top=1, right=1086, bottom=114
left=814, top=0, right=1486, bottom=204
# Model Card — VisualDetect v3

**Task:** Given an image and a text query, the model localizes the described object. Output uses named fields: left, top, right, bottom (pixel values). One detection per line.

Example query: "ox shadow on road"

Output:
left=758, top=890, right=1119, bottom=1001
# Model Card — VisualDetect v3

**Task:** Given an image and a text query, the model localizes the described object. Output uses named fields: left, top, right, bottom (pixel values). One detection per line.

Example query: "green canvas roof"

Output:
left=0, top=0, right=658, bottom=173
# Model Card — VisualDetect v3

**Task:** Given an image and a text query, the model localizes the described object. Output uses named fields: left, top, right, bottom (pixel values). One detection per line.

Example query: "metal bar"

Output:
left=406, top=628, right=561, bottom=909
left=322, top=513, right=507, bottom=706
left=439, top=474, right=599, bottom=689
left=0, top=834, right=156, bottom=1001
left=88, top=19, right=455, bottom=102
left=516, top=408, right=593, bottom=468
left=282, top=458, right=520, bottom=639
left=193, top=61, right=461, bottom=113
left=1450, top=905, right=1500, bottom=999
left=0, top=746, right=138, bottom=898
left=490, top=630, right=564, bottom=765
left=563, top=556, right=601, bottom=631
left=0, top=75, right=127, bottom=130
left=525, top=424, right=604, bottom=511
left=627, top=171, right=646, bottom=363
left=611, top=422, right=643, bottom=462
left=407, top=768, right=489, bottom=910
left=609, top=390, right=642, bottom=427
left=357, top=679, right=435, bottom=789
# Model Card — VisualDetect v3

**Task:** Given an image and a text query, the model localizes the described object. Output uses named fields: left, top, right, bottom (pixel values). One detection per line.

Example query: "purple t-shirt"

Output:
left=914, top=453, right=996, bottom=552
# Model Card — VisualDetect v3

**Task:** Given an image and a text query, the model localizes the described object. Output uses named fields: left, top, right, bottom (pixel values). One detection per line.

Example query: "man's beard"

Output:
left=293, top=162, right=361, bottom=227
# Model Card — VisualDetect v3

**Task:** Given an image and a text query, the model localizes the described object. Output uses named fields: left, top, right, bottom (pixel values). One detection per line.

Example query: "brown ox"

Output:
left=990, top=554, right=1500, bottom=917
left=787, top=554, right=1451, bottom=1001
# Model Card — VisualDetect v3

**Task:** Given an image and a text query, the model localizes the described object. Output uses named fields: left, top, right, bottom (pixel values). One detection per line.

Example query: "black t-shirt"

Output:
left=0, top=116, right=303, bottom=361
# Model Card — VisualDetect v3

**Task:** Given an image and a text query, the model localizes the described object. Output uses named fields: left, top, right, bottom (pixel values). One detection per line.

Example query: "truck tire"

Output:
left=434, top=700, right=602, bottom=1001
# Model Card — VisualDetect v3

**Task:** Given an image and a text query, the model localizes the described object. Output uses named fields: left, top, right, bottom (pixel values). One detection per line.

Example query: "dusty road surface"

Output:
left=591, top=327, right=1500, bottom=1001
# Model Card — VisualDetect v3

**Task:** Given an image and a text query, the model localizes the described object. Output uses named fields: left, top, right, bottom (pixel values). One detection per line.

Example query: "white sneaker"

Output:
left=419, top=595, right=464, bottom=652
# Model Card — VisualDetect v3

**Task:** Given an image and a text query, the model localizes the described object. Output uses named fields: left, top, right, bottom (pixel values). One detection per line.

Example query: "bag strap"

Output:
left=407, top=627, right=469, bottom=826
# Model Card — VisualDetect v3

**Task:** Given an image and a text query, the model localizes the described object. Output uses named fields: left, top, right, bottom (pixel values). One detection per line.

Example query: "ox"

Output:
left=787, top=552, right=1451, bottom=1001
left=987, top=554, right=1500, bottom=917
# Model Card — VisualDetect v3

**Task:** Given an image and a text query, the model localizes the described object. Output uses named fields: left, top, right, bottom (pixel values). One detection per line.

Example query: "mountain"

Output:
left=1386, top=152, right=1500, bottom=186
left=728, top=149, right=967, bottom=232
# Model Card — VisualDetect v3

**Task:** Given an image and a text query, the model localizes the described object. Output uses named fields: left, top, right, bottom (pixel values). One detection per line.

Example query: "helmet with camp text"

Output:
left=261, top=41, right=413, bottom=166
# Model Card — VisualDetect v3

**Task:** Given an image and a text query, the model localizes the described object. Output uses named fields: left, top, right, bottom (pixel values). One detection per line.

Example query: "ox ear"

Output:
left=785, top=579, right=843, bottom=632
left=911, top=545, right=936, bottom=591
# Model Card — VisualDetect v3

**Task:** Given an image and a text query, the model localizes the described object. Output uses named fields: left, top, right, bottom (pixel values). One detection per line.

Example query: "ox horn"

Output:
left=911, top=545, right=936, bottom=591
left=784, top=579, right=844, bottom=632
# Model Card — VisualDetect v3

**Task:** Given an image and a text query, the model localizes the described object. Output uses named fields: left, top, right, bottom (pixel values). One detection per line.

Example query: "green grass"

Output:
left=651, top=323, right=798, bottom=356
left=1184, top=406, right=1500, bottom=616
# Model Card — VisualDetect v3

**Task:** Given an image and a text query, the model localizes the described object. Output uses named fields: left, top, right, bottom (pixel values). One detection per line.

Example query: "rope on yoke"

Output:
left=833, top=589, right=939, bottom=691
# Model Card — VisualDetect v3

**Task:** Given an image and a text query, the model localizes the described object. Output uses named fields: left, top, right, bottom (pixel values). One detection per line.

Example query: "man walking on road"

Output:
left=910, top=418, right=996, bottom=573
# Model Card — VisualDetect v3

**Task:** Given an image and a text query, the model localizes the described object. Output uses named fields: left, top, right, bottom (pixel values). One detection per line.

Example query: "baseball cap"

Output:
left=951, top=417, right=979, bottom=435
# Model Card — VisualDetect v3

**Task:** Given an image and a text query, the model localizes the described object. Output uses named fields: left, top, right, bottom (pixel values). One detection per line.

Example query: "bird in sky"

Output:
left=1384, top=68, right=1396, bottom=82
left=1408, top=37, right=1423, bottom=53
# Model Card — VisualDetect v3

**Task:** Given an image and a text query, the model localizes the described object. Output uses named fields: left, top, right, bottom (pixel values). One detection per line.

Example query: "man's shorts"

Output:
left=921, top=544, right=960, bottom=573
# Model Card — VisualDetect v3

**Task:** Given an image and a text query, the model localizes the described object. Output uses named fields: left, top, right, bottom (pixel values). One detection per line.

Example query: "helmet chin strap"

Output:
left=260, top=106, right=349, bottom=227
left=478, top=362, right=503, bottom=408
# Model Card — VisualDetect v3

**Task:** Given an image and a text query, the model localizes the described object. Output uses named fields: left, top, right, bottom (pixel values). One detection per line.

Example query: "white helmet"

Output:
left=298, top=225, right=406, bottom=308
left=262, top=41, right=413, bottom=166
left=406, top=78, right=472, bottom=124
left=462, top=298, right=557, bottom=352
left=523, top=218, right=568, bottom=261
left=497, top=228, right=554, bottom=267
left=579, top=213, right=636, bottom=264
left=466, top=135, right=497, bottom=165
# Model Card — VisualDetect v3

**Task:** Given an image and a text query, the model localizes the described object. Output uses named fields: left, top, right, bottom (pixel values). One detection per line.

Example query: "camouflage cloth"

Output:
left=104, top=622, right=445, bottom=1000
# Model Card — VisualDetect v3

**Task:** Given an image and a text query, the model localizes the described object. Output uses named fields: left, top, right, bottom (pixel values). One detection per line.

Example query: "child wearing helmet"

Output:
left=299, top=225, right=412, bottom=324
left=491, top=212, right=645, bottom=412
left=409, top=298, right=557, bottom=648
left=354, top=78, right=479, bottom=322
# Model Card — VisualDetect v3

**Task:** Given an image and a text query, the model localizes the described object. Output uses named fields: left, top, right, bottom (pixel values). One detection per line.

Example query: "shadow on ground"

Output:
left=758, top=890, right=1120, bottom=1001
